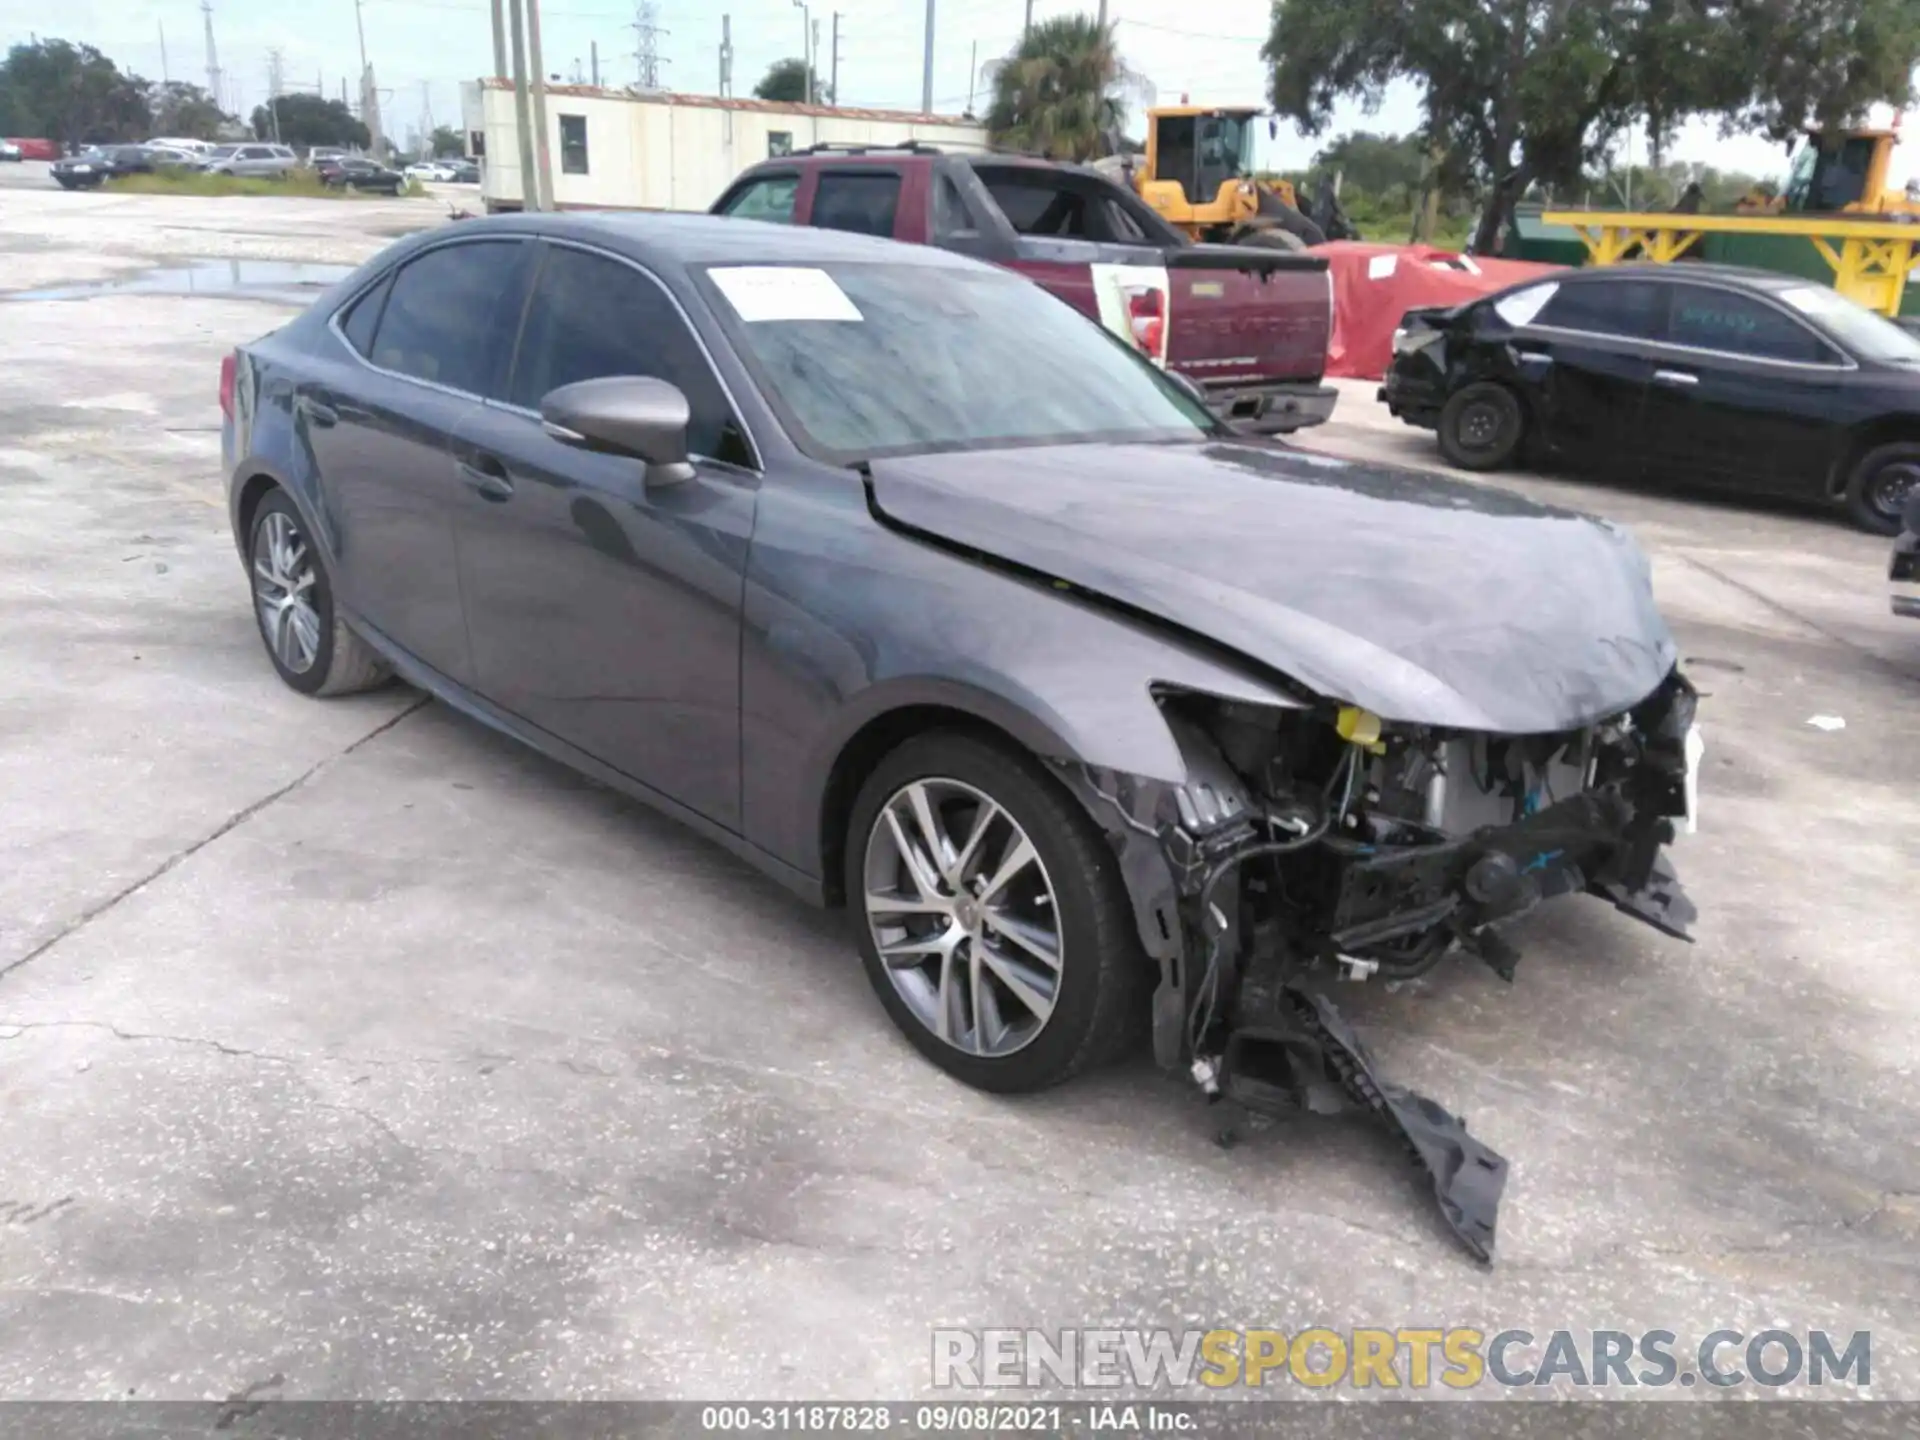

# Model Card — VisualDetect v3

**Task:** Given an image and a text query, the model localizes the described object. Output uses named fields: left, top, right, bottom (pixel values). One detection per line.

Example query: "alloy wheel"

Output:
left=862, top=778, right=1063, bottom=1058
left=252, top=510, right=322, bottom=675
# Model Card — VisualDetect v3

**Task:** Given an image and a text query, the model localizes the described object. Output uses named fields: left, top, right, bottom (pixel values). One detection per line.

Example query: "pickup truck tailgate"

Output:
left=1164, top=247, right=1330, bottom=385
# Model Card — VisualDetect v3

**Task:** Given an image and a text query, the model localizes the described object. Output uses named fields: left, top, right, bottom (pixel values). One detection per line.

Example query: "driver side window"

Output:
left=507, top=246, right=749, bottom=465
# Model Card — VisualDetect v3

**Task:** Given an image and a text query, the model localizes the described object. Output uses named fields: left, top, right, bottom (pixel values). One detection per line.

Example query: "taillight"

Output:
left=219, top=353, right=236, bottom=419
left=1123, top=286, right=1166, bottom=362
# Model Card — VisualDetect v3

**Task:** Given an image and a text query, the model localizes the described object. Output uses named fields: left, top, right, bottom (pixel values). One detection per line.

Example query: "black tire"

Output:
left=1237, top=227, right=1307, bottom=252
left=1841, top=442, right=1920, bottom=536
left=1438, top=380, right=1526, bottom=471
left=845, top=732, right=1147, bottom=1094
left=247, top=489, right=391, bottom=697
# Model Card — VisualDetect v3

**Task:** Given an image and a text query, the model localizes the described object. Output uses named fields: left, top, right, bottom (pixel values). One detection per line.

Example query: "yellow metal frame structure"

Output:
left=1543, top=210, right=1920, bottom=316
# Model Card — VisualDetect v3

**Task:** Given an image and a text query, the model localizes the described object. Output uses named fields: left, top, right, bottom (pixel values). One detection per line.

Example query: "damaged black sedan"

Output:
left=222, top=213, right=1702, bottom=1262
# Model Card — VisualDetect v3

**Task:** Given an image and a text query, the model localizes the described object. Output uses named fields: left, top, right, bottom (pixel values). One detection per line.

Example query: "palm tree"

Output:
left=985, top=14, right=1139, bottom=162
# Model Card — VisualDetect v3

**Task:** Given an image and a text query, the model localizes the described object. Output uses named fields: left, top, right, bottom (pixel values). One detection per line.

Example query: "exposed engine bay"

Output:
left=1065, top=668, right=1701, bottom=1262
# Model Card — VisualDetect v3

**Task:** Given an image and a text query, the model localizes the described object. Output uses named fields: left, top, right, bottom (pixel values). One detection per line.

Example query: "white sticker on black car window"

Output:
left=1493, top=282, right=1559, bottom=327
left=710, top=266, right=863, bottom=323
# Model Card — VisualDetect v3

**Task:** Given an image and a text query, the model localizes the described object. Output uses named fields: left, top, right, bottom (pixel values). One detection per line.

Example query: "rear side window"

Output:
left=811, top=172, right=901, bottom=237
left=932, top=174, right=979, bottom=238
left=508, top=247, right=742, bottom=461
left=720, top=173, right=798, bottom=224
left=1537, top=279, right=1668, bottom=340
left=1668, top=285, right=1834, bottom=363
left=338, top=272, right=394, bottom=356
left=366, top=240, right=527, bottom=395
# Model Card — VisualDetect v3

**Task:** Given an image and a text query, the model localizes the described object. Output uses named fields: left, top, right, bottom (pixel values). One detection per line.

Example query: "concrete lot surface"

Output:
left=1, top=183, right=1917, bottom=1406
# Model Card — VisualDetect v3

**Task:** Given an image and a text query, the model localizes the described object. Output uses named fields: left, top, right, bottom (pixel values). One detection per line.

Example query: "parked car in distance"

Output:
left=150, top=136, right=215, bottom=157
left=221, top=212, right=1702, bottom=1259
left=1892, top=487, right=1920, bottom=618
left=711, top=145, right=1338, bottom=435
left=204, top=143, right=299, bottom=178
left=444, top=159, right=480, bottom=184
left=316, top=156, right=407, bottom=194
left=1382, top=262, right=1920, bottom=534
left=51, top=145, right=159, bottom=188
left=306, top=146, right=351, bottom=166
left=0, top=139, right=22, bottom=162
left=405, top=160, right=457, bottom=182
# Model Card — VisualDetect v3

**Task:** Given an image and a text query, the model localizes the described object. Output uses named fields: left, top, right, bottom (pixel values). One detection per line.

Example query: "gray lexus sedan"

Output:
left=222, top=212, right=1702, bottom=1259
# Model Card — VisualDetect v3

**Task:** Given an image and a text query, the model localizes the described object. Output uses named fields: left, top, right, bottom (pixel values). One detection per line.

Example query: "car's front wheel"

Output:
left=846, top=732, right=1145, bottom=1094
left=1438, top=380, right=1526, bottom=470
left=1843, top=442, right=1920, bottom=535
left=248, top=489, right=391, bottom=696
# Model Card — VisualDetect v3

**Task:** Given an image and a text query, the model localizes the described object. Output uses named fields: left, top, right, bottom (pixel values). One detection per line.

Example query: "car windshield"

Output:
left=1778, top=283, right=1920, bottom=363
left=699, top=260, right=1213, bottom=460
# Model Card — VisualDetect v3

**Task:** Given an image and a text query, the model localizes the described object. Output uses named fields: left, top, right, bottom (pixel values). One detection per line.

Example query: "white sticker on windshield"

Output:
left=710, top=266, right=863, bottom=323
left=1492, top=282, right=1559, bottom=327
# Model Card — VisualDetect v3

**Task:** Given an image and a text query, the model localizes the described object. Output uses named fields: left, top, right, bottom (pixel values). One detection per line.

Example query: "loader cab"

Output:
left=1145, top=107, right=1258, bottom=217
left=1783, top=129, right=1896, bottom=214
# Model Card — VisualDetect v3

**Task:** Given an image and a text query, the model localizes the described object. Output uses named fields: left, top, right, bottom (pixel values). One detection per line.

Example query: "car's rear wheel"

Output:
left=846, top=732, right=1145, bottom=1094
left=248, top=489, right=391, bottom=697
left=1438, top=380, right=1526, bottom=470
left=1842, top=442, right=1920, bottom=535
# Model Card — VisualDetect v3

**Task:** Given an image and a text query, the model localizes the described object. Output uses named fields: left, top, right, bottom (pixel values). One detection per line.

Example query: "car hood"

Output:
left=866, top=440, right=1678, bottom=734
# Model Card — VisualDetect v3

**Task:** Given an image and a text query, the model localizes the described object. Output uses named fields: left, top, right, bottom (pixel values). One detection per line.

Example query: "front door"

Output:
left=304, top=237, right=532, bottom=686
left=449, top=241, right=760, bottom=828
left=1519, top=276, right=1668, bottom=475
left=1640, top=282, right=1844, bottom=494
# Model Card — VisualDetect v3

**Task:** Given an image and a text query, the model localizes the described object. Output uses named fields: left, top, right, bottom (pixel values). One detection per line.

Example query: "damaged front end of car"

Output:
left=1060, top=668, right=1701, bottom=1263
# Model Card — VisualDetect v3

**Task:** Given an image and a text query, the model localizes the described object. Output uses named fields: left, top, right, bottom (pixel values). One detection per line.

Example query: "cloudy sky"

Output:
left=4, top=0, right=1907, bottom=180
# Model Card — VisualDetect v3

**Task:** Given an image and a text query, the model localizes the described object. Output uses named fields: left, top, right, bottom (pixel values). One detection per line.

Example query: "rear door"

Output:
left=1516, top=276, right=1668, bottom=472
left=804, top=167, right=926, bottom=243
left=1640, top=282, right=1846, bottom=495
left=303, top=237, right=534, bottom=685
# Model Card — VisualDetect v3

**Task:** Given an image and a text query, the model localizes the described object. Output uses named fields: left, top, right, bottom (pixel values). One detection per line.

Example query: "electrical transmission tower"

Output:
left=631, top=2, right=669, bottom=89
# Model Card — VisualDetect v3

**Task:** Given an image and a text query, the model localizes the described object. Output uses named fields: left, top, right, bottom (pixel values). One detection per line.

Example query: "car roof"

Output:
left=456, top=209, right=986, bottom=273
left=1547, top=261, right=1810, bottom=294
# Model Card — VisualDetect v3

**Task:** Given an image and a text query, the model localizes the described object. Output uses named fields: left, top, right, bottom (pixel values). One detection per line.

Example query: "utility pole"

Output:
left=1097, top=0, right=1107, bottom=25
left=354, top=0, right=384, bottom=155
left=632, top=2, right=667, bottom=89
left=829, top=12, right=841, bottom=106
left=158, top=22, right=170, bottom=84
left=200, top=1, right=222, bottom=117
left=266, top=48, right=284, bottom=143
left=1024, top=0, right=1033, bottom=35
left=920, top=0, right=933, bottom=114
left=507, top=0, right=538, bottom=207
left=420, top=79, right=433, bottom=153
left=719, top=15, right=733, bottom=97
left=489, top=0, right=508, bottom=82
left=527, top=0, right=555, bottom=206
left=590, top=41, right=599, bottom=86
left=965, top=39, right=976, bottom=115
left=791, top=0, right=810, bottom=103
left=811, top=19, right=821, bottom=100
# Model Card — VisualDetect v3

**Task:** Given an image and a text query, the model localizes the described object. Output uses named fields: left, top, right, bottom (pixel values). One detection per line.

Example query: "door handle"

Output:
left=457, top=455, right=515, bottom=501
left=296, top=397, right=339, bottom=427
left=1652, top=369, right=1699, bottom=387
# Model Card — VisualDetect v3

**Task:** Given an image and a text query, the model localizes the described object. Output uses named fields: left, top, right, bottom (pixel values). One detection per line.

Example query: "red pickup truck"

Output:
left=711, top=144, right=1337, bottom=434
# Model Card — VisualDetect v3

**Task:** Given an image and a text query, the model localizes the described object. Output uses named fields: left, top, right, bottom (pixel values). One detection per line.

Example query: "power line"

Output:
left=1115, top=17, right=1265, bottom=43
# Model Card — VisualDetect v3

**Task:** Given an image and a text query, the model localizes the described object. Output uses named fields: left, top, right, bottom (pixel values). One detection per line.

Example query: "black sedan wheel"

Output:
left=1438, top=381, right=1526, bottom=471
left=846, top=733, right=1144, bottom=1094
left=1843, top=442, right=1920, bottom=536
left=248, top=490, right=391, bottom=696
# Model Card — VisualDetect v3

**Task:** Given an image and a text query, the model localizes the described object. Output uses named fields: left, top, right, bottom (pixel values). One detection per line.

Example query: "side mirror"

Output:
left=539, top=375, right=696, bottom=485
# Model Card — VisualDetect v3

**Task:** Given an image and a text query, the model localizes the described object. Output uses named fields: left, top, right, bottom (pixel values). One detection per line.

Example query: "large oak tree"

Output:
left=1263, top=0, right=1920, bottom=252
